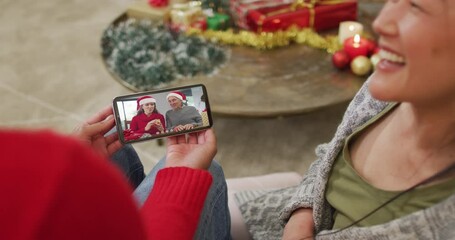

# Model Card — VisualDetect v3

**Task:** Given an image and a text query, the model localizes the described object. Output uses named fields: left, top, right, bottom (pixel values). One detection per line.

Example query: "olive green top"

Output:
left=326, top=103, right=455, bottom=229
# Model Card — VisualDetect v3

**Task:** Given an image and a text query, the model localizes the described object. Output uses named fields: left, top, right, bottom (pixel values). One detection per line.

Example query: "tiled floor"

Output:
left=1, top=0, right=357, bottom=178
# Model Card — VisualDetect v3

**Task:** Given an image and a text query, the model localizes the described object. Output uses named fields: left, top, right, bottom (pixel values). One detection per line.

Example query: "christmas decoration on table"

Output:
left=127, top=1, right=170, bottom=20
left=127, top=0, right=191, bottom=21
left=186, top=26, right=341, bottom=51
left=207, top=13, right=231, bottom=30
left=201, top=0, right=231, bottom=15
left=331, top=30, right=378, bottom=76
left=101, top=19, right=229, bottom=91
left=191, top=18, right=209, bottom=30
left=350, top=55, right=371, bottom=76
left=338, top=20, right=363, bottom=44
left=343, top=34, right=369, bottom=60
left=170, top=1, right=204, bottom=27
left=331, top=50, right=350, bottom=69
left=167, top=1, right=233, bottom=31
left=151, top=0, right=360, bottom=51
left=245, top=0, right=358, bottom=33
left=230, top=0, right=296, bottom=30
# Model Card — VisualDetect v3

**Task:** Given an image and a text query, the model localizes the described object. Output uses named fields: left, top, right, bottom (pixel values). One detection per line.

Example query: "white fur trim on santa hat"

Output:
left=166, top=92, right=183, bottom=101
left=139, top=97, right=156, bottom=106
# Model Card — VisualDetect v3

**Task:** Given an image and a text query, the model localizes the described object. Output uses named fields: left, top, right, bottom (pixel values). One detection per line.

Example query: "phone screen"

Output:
left=113, top=84, right=212, bottom=144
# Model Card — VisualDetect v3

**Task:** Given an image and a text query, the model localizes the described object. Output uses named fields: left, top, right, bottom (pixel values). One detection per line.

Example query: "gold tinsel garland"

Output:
left=186, top=26, right=342, bottom=52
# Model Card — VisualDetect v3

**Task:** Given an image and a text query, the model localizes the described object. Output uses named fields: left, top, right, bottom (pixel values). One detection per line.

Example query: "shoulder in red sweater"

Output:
left=0, top=129, right=212, bottom=240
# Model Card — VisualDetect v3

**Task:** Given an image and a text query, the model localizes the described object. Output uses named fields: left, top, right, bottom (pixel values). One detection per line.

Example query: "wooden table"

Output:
left=106, top=1, right=383, bottom=117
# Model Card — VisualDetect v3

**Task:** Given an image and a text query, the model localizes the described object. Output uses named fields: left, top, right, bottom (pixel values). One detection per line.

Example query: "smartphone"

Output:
left=113, top=84, right=213, bottom=144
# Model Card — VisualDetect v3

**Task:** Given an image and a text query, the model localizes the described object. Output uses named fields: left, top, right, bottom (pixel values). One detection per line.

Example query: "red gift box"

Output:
left=230, top=0, right=295, bottom=29
left=246, top=0, right=357, bottom=32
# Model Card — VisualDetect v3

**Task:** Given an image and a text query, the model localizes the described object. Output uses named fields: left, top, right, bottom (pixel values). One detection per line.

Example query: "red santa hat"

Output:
left=166, top=91, right=186, bottom=101
left=136, top=96, right=156, bottom=110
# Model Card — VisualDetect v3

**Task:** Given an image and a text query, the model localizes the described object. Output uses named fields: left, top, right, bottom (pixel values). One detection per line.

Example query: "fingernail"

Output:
left=105, top=115, right=114, bottom=121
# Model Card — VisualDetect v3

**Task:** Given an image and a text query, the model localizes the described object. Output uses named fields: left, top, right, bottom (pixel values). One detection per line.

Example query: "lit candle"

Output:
left=343, top=34, right=369, bottom=61
left=338, top=21, right=363, bottom=44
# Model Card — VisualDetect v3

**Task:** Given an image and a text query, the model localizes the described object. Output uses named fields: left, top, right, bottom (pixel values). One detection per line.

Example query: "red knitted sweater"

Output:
left=0, top=129, right=212, bottom=240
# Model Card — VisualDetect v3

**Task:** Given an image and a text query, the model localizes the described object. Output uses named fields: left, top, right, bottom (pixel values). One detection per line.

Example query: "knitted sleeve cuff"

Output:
left=147, top=167, right=213, bottom=209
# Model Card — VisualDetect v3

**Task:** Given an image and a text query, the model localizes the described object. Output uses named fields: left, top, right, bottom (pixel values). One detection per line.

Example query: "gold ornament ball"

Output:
left=370, top=53, right=381, bottom=70
left=351, top=56, right=372, bottom=76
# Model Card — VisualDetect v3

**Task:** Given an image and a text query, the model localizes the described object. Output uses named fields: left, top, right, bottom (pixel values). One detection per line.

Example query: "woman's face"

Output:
left=369, top=0, right=455, bottom=106
left=168, top=96, right=182, bottom=110
left=142, top=103, right=155, bottom=115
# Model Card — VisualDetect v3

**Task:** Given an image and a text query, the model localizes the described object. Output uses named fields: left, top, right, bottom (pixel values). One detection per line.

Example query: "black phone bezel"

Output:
left=112, top=84, right=213, bottom=144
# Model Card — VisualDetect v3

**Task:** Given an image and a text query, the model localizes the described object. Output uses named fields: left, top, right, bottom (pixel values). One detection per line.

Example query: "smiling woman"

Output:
left=128, top=96, right=166, bottom=140
left=368, top=0, right=455, bottom=105
left=233, top=0, right=455, bottom=239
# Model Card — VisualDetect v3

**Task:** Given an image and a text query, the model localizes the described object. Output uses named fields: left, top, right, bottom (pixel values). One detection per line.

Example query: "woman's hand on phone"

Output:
left=72, top=105, right=122, bottom=157
left=165, top=129, right=217, bottom=170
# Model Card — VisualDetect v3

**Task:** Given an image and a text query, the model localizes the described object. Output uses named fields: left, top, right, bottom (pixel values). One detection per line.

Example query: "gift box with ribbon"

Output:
left=230, top=0, right=296, bottom=29
left=207, top=13, right=231, bottom=30
left=246, top=0, right=357, bottom=32
left=170, top=1, right=204, bottom=26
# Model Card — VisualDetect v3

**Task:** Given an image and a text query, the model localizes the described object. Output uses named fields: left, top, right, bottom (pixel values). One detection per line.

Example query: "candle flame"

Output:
left=354, top=34, right=361, bottom=43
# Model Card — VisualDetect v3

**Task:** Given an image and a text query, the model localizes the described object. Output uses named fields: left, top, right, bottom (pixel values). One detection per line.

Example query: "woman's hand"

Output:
left=145, top=120, right=159, bottom=131
left=282, top=208, right=315, bottom=240
left=72, top=105, right=122, bottom=157
left=165, top=129, right=217, bottom=170
left=153, top=120, right=164, bottom=132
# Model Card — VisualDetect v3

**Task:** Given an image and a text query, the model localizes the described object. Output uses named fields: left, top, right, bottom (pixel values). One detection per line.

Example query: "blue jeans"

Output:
left=110, top=145, right=146, bottom=189
left=134, top=158, right=232, bottom=240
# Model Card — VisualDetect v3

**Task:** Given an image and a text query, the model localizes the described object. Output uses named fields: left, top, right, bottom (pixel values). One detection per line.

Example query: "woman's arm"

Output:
left=141, top=167, right=212, bottom=239
left=283, top=208, right=315, bottom=240
left=141, top=129, right=218, bottom=239
left=280, top=154, right=325, bottom=222
left=130, top=116, right=139, bottom=131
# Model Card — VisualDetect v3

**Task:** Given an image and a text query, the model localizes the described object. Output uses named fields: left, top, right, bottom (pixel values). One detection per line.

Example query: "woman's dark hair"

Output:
left=136, top=103, right=159, bottom=116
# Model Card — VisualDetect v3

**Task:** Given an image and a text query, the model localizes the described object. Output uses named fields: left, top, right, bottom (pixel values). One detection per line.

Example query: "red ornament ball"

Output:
left=332, top=50, right=351, bottom=70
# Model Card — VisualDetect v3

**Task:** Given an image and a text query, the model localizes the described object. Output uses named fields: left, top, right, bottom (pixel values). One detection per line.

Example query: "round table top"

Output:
left=169, top=44, right=366, bottom=117
left=106, top=1, right=382, bottom=117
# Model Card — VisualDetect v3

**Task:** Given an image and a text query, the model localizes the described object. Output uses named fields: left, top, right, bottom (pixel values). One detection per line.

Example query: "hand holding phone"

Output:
left=72, top=105, right=122, bottom=157
left=165, top=129, right=217, bottom=170
left=113, top=84, right=213, bottom=144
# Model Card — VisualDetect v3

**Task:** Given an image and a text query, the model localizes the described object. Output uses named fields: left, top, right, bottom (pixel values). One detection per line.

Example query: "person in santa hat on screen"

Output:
left=129, top=96, right=166, bottom=137
left=165, top=91, right=203, bottom=132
